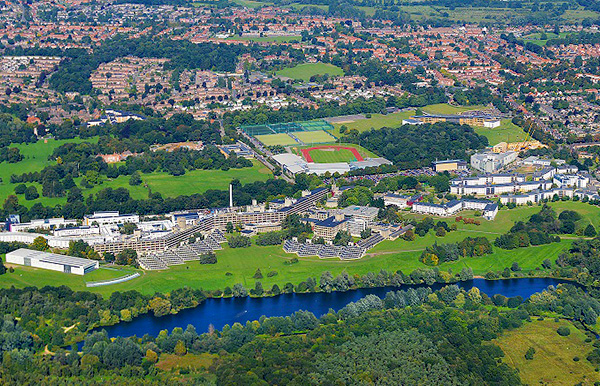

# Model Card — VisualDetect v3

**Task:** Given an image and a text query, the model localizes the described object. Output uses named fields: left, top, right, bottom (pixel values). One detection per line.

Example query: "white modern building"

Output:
left=9, top=217, right=78, bottom=232
left=470, top=151, right=518, bottom=173
left=412, top=199, right=498, bottom=220
left=54, top=226, right=100, bottom=238
left=83, top=211, right=140, bottom=226
left=5, top=248, right=99, bottom=275
left=553, top=174, right=589, bottom=189
left=382, top=193, right=411, bottom=208
left=500, top=188, right=575, bottom=205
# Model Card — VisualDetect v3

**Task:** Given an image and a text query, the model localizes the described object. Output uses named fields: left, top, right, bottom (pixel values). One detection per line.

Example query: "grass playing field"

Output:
left=495, top=319, right=598, bottom=385
left=306, top=148, right=358, bottom=163
left=329, top=111, right=417, bottom=136
left=474, top=119, right=528, bottom=145
left=294, top=130, right=336, bottom=144
left=422, top=103, right=486, bottom=115
left=255, top=133, right=298, bottom=146
left=2, top=201, right=594, bottom=297
left=295, top=143, right=376, bottom=163
left=276, top=63, right=345, bottom=81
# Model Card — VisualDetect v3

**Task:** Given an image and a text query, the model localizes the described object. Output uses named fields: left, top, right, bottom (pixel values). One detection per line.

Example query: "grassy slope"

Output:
left=1, top=139, right=272, bottom=204
left=495, top=319, right=598, bottom=385
left=140, top=160, right=272, bottom=197
left=2, top=201, right=595, bottom=297
left=0, top=137, right=98, bottom=207
left=474, top=119, right=528, bottom=145
left=276, top=63, right=344, bottom=81
left=422, top=103, right=485, bottom=115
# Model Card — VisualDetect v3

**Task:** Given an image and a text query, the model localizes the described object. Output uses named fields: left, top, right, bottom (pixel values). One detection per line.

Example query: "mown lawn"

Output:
left=139, top=160, right=272, bottom=197
left=422, top=103, right=485, bottom=115
left=329, top=111, right=416, bottom=137
left=495, top=319, right=598, bottom=385
left=1, top=201, right=596, bottom=297
left=474, top=119, right=528, bottom=145
left=276, top=63, right=344, bottom=81
left=0, top=264, right=141, bottom=292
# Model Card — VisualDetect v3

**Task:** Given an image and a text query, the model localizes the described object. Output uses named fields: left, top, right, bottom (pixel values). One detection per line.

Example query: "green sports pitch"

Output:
left=255, top=133, right=298, bottom=146
left=293, top=130, right=336, bottom=144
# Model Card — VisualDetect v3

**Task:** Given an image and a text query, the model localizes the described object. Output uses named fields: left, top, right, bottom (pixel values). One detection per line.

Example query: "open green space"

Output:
left=329, top=110, right=416, bottom=137
left=474, top=119, right=528, bottom=145
left=231, top=0, right=273, bottom=7
left=255, top=133, right=298, bottom=146
left=495, top=319, right=598, bottom=385
left=295, top=142, right=377, bottom=160
left=293, top=130, right=336, bottom=144
left=1, top=201, right=595, bottom=297
left=0, top=137, right=272, bottom=205
left=139, top=160, right=272, bottom=198
left=286, top=3, right=328, bottom=11
left=0, top=137, right=99, bottom=208
left=276, top=63, right=345, bottom=81
left=306, top=148, right=359, bottom=163
left=422, top=103, right=486, bottom=115
left=0, top=264, right=140, bottom=293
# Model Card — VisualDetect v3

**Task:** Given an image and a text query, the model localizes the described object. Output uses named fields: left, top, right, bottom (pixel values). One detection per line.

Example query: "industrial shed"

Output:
left=5, top=248, right=99, bottom=275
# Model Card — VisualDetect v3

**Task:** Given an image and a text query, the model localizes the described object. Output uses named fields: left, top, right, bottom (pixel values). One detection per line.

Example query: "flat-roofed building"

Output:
left=338, top=205, right=379, bottom=223
left=433, top=159, right=467, bottom=172
left=84, top=211, right=139, bottom=226
left=5, top=248, right=99, bottom=275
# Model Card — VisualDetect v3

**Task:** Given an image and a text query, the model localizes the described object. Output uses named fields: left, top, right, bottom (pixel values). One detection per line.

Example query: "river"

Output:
left=94, top=278, right=570, bottom=339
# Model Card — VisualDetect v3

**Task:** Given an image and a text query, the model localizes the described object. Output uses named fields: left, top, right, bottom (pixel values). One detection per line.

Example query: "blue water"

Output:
left=94, top=278, right=570, bottom=339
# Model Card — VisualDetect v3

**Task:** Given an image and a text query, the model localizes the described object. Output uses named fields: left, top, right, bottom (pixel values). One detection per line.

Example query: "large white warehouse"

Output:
left=5, top=249, right=99, bottom=275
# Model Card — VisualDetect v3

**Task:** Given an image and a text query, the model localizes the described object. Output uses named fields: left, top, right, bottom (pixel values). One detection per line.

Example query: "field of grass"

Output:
left=474, top=119, right=528, bottom=145
left=307, top=148, right=359, bottom=163
left=255, top=133, right=298, bottom=146
left=276, top=63, right=344, bottom=81
left=139, top=160, right=272, bottom=198
left=294, top=130, right=336, bottom=144
left=3, top=141, right=273, bottom=204
left=1, top=201, right=595, bottom=297
left=495, top=319, right=598, bottom=385
left=0, top=264, right=141, bottom=293
left=0, top=137, right=99, bottom=208
left=422, top=103, right=486, bottom=115
left=329, top=111, right=416, bottom=137
left=156, top=353, right=217, bottom=372
left=231, top=0, right=273, bottom=7
left=295, top=143, right=377, bottom=160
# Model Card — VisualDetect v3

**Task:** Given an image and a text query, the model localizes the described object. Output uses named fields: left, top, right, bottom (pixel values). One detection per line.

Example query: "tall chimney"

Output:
left=229, top=183, right=233, bottom=208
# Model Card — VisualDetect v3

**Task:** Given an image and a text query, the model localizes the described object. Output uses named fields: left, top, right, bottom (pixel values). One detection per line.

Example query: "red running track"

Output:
left=301, top=145, right=364, bottom=163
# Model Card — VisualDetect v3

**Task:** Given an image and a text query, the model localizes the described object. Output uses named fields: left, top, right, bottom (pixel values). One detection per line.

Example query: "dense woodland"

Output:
left=343, top=122, right=489, bottom=169
left=2, top=282, right=598, bottom=384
